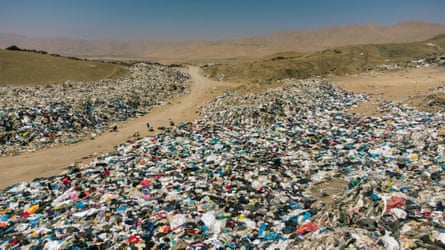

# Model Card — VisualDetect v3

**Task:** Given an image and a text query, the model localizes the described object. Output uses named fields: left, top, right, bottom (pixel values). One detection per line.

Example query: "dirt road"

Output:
left=0, top=66, right=234, bottom=189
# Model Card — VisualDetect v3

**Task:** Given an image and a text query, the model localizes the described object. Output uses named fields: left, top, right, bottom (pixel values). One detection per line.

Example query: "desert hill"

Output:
left=0, top=48, right=128, bottom=85
left=201, top=34, right=445, bottom=84
left=1, top=21, right=445, bottom=62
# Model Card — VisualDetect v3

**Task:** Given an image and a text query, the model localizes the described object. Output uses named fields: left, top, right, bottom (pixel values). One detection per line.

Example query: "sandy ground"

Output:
left=0, top=67, right=237, bottom=189
left=328, top=66, right=445, bottom=115
left=1, top=65, right=444, bottom=189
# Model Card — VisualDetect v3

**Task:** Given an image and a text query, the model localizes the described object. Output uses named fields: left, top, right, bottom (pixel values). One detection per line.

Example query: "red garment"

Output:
left=103, top=169, right=111, bottom=177
left=386, top=196, right=405, bottom=212
left=296, top=222, right=318, bottom=235
left=127, top=235, right=141, bottom=244
left=140, top=179, right=151, bottom=187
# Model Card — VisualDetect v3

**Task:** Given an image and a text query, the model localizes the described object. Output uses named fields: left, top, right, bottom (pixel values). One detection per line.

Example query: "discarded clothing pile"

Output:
left=0, top=63, right=189, bottom=156
left=1, top=79, right=444, bottom=249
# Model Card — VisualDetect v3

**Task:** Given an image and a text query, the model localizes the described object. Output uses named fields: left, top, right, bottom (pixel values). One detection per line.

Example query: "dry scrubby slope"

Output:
left=202, top=34, right=445, bottom=84
left=0, top=49, right=129, bottom=85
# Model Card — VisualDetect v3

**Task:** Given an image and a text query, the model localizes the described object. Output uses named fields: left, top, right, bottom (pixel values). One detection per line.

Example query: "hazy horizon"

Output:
left=1, top=0, right=445, bottom=42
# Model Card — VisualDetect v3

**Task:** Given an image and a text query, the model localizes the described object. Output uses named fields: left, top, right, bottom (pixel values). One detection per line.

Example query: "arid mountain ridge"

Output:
left=1, top=21, right=445, bottom=62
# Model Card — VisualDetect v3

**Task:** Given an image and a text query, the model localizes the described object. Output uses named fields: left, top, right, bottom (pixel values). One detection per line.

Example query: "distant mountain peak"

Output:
left=396, top=20, right=443, bottom=26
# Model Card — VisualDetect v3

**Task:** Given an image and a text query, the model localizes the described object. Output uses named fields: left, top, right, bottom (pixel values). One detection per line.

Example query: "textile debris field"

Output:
left=0, top=67, right=445, bottom=249
left=0, top=63, right=189, bottom=156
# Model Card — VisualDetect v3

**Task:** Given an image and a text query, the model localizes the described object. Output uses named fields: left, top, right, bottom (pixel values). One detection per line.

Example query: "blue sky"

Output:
left=1, top=0, right=444, bottom=41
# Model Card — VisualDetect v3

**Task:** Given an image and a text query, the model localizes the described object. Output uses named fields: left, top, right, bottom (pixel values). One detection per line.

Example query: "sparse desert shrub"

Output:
left=5, top=45, right=21, bottom=51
